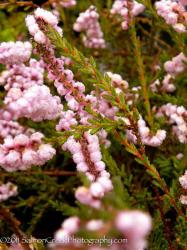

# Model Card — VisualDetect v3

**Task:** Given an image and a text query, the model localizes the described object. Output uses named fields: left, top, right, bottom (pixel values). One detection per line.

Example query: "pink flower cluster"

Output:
left=60, top=81, right=85, bottom=111
left=54, top=211, right=152, bottom=250
left=54, top=67, right=138, bottom=133
left=179, top=170, right=187, bottom=205
left=0, top=132, right=56, bottom=172
left=26, top=9, right=126, bottom=129
left=107, top=71, right=141, bottom=106
left=150, top=74, right=176, bottom=93
left=151, top=53, right=187, bottom=93
left=73, top=6, right=106, bottom=48
left=0, top=59, right=44, bottom=91
left=126, top=117, right=166, bottom=147
left=87, top=90, right=118, bottom=120
left=59, top=0, right=76, bottom=8
left=164, top=52, right=187, bottom=76
left=97, top=129, right=111, bottom=148
left=56, top=110, right=77, bottom=131
left=51, top=1, right=76, bottom=20
left=0, top=119, right=25, bottom=139
left=24, top=10, right=115, bottom=208
left=5, top=84, right=62, bottom=121
left=176, top=152, right=184, bottom=159
left=25, top=10, right=113, bottom=207
left=0, top=41, right=32, bottom=65
left=155, top=0, right=187, bottom=33
left=115, top=210, right=152, bottom=250
left=157, top=103, right=187, bottom=143
left=63, top=132, right=113, bottom=208
left=41, top=40, right=117, bottom=127
left=87, top=72, right=139, bottom=122
left=55, top=216, right=80, bottom=244
left=0, top=42, right=63, bottom=122
left=26, top=8, right=62, bottom=44
left=54, top=218, right=103, bottom=247
left=0, top=182, right=17, bottom=202
left=43, top=52, right=87, bottom=115
left=106, top=71, right=129, bottom=90
left=0, top=108, right=33, bottom=140
left=110, top=0, right=145, bottom=30
left=85, top=219, right=104, bottom=231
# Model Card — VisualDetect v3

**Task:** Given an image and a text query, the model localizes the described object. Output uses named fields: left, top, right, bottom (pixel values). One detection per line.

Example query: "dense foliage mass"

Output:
left=0, top=0, right=187, bottom=249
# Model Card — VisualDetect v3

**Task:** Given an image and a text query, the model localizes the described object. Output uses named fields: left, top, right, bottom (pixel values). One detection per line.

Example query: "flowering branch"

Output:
left=0, top=3, right=187, bottom=248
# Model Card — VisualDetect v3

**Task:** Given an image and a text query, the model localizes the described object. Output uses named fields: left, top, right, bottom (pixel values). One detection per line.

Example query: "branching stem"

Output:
left=114, top=130, right=186, bottom=221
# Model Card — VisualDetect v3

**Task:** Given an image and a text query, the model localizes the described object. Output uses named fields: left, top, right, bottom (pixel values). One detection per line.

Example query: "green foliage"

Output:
left=0, top=1, right=187, bottom=249
left=175, top=216, right=187, bottom=248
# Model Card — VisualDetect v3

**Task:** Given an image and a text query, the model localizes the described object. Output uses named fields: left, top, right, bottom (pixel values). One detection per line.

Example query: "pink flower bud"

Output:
left=90, top=182, right=105, bottom=198
left=62, top=216, right=80, bottom=234
left=86, top=220, right=103, bottom=231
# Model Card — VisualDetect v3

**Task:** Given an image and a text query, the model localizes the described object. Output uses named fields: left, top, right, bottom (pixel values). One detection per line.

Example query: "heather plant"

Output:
left=0, top=1, right=187, bottom=250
